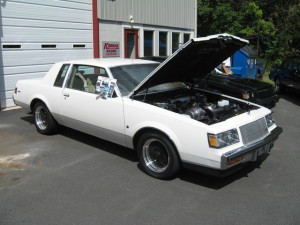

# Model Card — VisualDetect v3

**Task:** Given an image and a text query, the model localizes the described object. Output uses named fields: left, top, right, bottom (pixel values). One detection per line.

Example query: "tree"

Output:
left=197, top=0, right=244, bottom=36
left=255, top=0, right=300, bottom=65
left=239, top=2, right=275, bottom=56
left=197, top=0, right=299, bottom=67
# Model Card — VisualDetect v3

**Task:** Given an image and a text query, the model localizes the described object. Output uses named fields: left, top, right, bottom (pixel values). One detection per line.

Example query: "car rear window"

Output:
left=54, top=64, right=70, bottom=87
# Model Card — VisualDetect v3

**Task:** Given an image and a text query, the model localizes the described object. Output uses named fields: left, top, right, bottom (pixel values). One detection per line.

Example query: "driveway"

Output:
left=0, top=93, right=299, bottom=225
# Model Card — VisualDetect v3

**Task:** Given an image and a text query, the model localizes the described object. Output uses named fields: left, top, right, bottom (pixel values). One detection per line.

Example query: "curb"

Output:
left=1, top=106, right=22, bottom=112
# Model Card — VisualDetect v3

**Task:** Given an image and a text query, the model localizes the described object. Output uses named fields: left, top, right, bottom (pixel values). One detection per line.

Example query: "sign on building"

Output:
left=102, top=41, right=120, bottom=57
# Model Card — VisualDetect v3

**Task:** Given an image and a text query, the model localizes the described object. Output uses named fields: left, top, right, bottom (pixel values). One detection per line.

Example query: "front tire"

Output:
left=137, top=132, right=181, bottom=179
left=33, top=102, right=58, bottom=135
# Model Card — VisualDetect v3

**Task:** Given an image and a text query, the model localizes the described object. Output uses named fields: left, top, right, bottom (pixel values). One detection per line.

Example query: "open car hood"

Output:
left=129, top=33, right=248, bottom=97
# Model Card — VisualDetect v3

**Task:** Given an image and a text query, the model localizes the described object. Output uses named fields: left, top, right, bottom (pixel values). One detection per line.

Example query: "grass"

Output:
left=261, top=71, right=275, bottom=85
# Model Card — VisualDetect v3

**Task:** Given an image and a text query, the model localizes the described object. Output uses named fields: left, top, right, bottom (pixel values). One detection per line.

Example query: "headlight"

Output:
left=265, top=113, right=275, bottom=127
left=208, top=129, right=240, bottom=148
left=242, top=91, right=254, bottom=100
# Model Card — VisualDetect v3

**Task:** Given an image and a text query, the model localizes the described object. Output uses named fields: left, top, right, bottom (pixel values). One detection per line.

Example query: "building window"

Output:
left=184, top=33, right=190, bottom=43
left=159, top=32, right=168, bottom=56
left=172, top=32, right=180, bottom=53
left=144, top=30, right=153, bottom=56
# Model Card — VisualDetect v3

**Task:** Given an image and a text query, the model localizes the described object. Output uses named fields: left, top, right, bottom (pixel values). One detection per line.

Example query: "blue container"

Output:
left=231, top=46, right=258, bottom=79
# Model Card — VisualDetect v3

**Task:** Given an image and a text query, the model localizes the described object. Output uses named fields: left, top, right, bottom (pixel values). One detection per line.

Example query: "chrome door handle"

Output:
left=63, top=93, right=70, bottom=97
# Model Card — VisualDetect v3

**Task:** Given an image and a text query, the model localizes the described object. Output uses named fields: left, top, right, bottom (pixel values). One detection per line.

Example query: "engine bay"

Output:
left=135, top=87, right=258, bottom=125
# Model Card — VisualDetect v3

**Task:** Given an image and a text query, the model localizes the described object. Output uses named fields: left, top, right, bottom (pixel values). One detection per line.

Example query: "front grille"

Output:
left=240, top=118, right=269, bottom=145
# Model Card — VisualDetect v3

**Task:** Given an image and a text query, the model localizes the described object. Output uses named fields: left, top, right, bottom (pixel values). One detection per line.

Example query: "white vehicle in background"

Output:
left=13, top=34, right=282, bottom=179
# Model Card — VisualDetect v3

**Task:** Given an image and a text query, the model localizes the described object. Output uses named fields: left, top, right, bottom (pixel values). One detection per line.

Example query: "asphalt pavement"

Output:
left=0, top=92, right=300, bottom=225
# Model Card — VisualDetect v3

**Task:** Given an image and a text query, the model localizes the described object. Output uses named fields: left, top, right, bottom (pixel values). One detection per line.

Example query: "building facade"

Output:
left=0, top=0, right=197, bottom=109
left=98, top=0, right=197, bottom=58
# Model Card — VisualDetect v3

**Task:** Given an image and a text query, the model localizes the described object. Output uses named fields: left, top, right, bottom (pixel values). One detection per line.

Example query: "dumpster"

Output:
left=231, top=46, right=258, bottom=79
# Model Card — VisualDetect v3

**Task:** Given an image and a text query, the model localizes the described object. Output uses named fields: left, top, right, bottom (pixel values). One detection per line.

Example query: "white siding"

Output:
left=0, top=0, right=93, bottom=109
left=100, top=21, right=123, bottom=58
left=99, top=0, right=196, bottom=30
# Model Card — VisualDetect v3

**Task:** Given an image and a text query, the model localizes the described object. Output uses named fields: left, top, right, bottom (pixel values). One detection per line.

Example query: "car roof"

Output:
left=58, top=58, right=158, bottom=68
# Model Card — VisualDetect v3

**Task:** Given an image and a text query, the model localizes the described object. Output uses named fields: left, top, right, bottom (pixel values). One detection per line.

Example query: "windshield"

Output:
left=110, top=63, right=159, bottom=96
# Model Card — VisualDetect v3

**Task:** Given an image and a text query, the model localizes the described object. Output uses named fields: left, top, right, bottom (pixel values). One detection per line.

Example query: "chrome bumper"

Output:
left=221, top=127, right=283, bottom=170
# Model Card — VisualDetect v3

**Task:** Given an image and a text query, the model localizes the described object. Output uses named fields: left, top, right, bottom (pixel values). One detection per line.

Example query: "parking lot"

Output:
left=0, top=92, right=300, bottom=225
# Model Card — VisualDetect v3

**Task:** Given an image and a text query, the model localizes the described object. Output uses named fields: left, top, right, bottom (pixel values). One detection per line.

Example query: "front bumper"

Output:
left=183, top=126, right=282, bottom=177
left=253, top=94, right=279, bottom=108
left=221, top=126, right=282, bottom=170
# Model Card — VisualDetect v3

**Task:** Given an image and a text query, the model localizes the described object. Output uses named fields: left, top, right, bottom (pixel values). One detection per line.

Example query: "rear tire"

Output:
left=33, top=102, right=58, bottom=135
left=137, top=132, right=180, bottom=179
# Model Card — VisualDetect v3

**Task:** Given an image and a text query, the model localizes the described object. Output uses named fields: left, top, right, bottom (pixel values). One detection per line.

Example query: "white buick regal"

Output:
left=13, top=34, right=282, bottom=179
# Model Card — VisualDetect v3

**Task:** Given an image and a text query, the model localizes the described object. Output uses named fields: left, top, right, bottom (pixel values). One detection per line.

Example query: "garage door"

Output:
left=0, top=0, right=93, bottom=109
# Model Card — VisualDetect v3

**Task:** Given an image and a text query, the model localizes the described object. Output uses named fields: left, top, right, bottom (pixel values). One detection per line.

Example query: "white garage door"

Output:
left=0, top=0, right=93, bottom=109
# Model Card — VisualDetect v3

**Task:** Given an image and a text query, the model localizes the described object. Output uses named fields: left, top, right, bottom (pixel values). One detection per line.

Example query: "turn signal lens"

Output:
left=227, top=157, right=244, bottom=166
left=208, top=136, right=218, bottom=147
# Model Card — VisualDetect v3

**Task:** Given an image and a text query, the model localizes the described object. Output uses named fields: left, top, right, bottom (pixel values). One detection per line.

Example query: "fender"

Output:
left=29, top=92, right=65, bottom=125
left=30, top=94, right=52, bottom=112
left=126, top=121, right=183, bottom=153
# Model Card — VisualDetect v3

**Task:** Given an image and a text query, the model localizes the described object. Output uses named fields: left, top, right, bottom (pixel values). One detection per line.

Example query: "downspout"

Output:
left=194, top=0, right=197, bottom=38
left=92, top=0, right=100, bottom=58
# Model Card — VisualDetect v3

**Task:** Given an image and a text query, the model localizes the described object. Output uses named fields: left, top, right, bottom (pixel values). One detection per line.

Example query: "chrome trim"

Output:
left=221, top=127, right=282, bottom=170
left=240, top=118, right=269, bottom=145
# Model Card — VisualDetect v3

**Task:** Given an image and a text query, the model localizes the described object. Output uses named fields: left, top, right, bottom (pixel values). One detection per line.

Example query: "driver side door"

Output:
left=60, top=64, right=126, bottom=146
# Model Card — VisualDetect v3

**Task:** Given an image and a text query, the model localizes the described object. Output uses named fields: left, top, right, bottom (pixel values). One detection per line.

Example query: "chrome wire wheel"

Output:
left=35, top=105, right=49, bottom=130
left=142, top=138, right=169, bottom=173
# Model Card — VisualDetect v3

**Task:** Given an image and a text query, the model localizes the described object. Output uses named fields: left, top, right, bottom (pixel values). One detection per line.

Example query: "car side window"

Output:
left=66, top=64, right=109, bottom=94
left=54, top=64, right=70, bottom=87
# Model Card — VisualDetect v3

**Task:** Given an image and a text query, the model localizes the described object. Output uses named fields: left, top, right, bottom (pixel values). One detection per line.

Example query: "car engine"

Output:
left=136, top=88, right=258, bottom=125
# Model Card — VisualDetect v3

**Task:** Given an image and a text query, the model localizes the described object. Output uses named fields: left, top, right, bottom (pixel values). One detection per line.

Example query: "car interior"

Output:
left=68, top=65, right=108, bottom=94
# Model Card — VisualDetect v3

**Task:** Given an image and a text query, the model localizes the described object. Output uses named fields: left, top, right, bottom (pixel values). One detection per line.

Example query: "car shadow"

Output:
left=20, top=115, right=138, bottom=163
left=21, top=115, right=34, bottom=124
left=59, top=126, right=138, bottom=163
left=178, top=154, right=269, bottom=190
left=20, top=115, right=268, bottom=189
left=279, top=89, right=300, bottom=106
